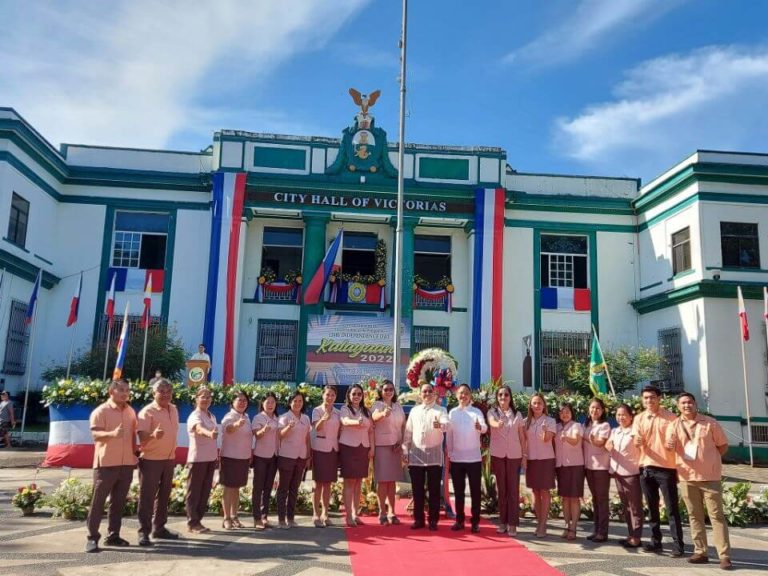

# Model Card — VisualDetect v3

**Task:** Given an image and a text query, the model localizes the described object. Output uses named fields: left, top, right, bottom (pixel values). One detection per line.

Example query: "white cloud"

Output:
left=503, top=0, right=685, bottom=68
left=0, top=0, right=367, bottom=149
left=555, top=45, right=768, bottom=178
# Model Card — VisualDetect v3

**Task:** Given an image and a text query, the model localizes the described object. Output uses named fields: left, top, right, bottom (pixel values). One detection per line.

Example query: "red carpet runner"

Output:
left=344, top=502, right=564, bottom=576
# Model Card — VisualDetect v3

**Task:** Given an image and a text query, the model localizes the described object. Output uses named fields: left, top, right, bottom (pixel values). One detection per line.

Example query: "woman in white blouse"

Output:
left=606, top=403, right=643, bottom=548
left=339, top=384, right=374, bottom=527
left=447, top=383, right=487, bottom=533
left=487, top=385, right=526, bottom=536
left=311, top=385, right=341, bottom=528
left=251, top=392, right=279, bottom=530
left=371, top=379, right=406, bottom=525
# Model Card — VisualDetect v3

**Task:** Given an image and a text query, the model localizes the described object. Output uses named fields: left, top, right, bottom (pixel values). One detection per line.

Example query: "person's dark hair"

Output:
left=641, top=384, right=662, bottom=397
left=493, top=385, right=517, bottom=416
left=588, top=397, right=608, bottom=423
left=286, top=390, right=306, bottom=412
left=456, top=383, right=472, bottom=400
left=231, top=391, right=249, bottom=411
left=109, top=378, right=129, bottom=392
left=376, top=379, right=398, bottom=403
left=525, top=393, right=548, bottom=429
left=615, top=403, right=634, bottom=421
left=260, top=391, right=278, bottom=413
left=321, top=385, right=338, bottom=399
left=345, top=384, right=370, bottom=419
left=558, top=402, right=576, bottom=423
left=676, top=391, right=696, bottom=404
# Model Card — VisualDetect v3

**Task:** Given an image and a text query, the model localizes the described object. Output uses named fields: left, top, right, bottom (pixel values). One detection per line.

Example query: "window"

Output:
left=7, top=193, right=29, bottom=248
left=261, top=227, right=303, bottom=278
left=721, top=222, right=760, bottom=268
left=658, top=328, right=683, bottom=392
left=2, top=301, right=30, bottom=375
left=671, top=227, right=691, bottom=275
left=96, top=313, right=164, bottom=347
left=342, top=232, right=377, bottom=276
left=539, top=330, right=590, bottom=391
left=413, top=326, right=449, bottom=354
left=414, top=235, right=451, bottom=284
left=111, top=211, right=169, bottom=269
left=540, top=235, right=588, bottom=288
left=255, top=320, right=298, bottom=381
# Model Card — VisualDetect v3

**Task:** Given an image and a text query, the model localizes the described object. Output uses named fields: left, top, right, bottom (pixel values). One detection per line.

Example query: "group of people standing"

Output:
left=83, top=378, right=734, bottom=570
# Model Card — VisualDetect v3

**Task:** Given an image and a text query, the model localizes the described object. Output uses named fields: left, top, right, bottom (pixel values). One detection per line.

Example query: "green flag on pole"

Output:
left=589, top=333, right=608, bottom=396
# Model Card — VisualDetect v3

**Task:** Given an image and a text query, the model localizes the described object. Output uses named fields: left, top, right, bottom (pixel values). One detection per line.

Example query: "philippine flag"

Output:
left=66, top=272, right=82, bottom=327
left=140, top=275, right=152, bottom=329
left=105, top=272, right=116, bottom=331
left=113, top=302, right=130, bottom=379
left=304, top=230, right=344, bottom=305
left=737, top=286, right=750, bottom=341
left=24, top=270, right=42, bottom=324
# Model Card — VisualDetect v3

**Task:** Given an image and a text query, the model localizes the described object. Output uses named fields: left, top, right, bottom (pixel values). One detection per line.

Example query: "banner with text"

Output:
left=305, top=314, right=411, bottom=387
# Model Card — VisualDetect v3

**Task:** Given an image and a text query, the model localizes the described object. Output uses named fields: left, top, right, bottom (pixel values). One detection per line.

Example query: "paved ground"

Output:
left=1, top=450, right=767, bottom=575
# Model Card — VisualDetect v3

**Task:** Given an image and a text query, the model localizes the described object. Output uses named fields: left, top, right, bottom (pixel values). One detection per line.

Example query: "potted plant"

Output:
left=12, top=483, right=44, bottom=516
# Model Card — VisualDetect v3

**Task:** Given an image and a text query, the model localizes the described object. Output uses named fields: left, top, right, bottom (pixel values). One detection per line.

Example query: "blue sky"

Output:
left=2, top=0, right=768, bottom=183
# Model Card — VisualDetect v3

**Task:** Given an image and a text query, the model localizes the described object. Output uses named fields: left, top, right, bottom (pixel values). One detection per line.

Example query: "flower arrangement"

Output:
left=42, top=380, right=323, bottom=408
left=413, top=274, right=454, bottom=292
left=46, top=477, right=93, bottom=520
left=12, top=483, right=44, bottom=515
left=405, top=348, right=458, bottom=396
left=339, top=239, right=387, bottom=285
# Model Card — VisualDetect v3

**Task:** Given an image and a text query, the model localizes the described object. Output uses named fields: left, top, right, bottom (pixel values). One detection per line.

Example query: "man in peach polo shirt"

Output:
left=670, top=392, right=732, bottom=570
left=85, top=379, right=138, bottom=553
left=631, top=384, right=685, bottom=557
left=136, top=378, right=180, bottom=546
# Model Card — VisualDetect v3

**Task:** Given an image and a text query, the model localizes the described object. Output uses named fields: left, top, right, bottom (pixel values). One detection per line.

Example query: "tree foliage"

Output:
left=42, top=327, right=187, bottom=382
left=556, top=346, right=668, bottom=396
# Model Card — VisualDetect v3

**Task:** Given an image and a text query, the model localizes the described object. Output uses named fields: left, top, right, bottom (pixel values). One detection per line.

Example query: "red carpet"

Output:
left=344, top=501, right=564, bottom=576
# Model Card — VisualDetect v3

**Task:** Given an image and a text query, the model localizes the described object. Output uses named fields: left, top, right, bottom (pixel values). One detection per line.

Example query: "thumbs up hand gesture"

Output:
left=152, top=425, right=164, bottom=440
left=112, top=423, right=124, bottom=438
left=432, top=416, right=441, bottom=429
left=474, top=418, right=482, bottom=431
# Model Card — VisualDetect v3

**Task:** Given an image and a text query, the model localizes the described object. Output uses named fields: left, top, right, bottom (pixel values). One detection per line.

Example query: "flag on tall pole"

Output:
left=66, top=272, right=82, bottom=327
left=24, top=270, right=42, bottom=324
left=303, top=229, right=344, bottom=305
left=140, top=275, right=152, bottom=329
left=738, top=286, right=750, bottom=341
left=105, top=272, right=116, bottom=331
left=113, top=302, right=130, bottom=380
left=589, top=327, right=609, bottom=396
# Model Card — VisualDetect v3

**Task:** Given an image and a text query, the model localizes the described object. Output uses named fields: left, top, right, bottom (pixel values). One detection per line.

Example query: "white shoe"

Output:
left=496, top=524, right=507, bottom=534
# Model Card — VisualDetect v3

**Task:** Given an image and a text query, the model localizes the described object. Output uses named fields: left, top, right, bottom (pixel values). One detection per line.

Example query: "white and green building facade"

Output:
left=1, top=104, right=767, bottom=459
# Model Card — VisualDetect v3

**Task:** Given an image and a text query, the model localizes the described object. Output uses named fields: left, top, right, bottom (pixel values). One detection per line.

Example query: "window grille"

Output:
left=539, top=330, right=591, bottom=391
left=255, top=320, right=298, bottom=381
left=751, top=424, right=768, bottom=444
left=657, top=328, right=684, bottom=392
left=412, top=326, right=449, bottom=353
left=96, top=314, right=166, bottom=348
left=414, top=292, right=448, bottom=310
left=2, top=301, right=30, bottom=375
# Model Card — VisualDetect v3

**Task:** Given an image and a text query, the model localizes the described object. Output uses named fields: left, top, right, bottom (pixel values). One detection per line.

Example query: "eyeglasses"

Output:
left=350, top=392, right=363, bottom=397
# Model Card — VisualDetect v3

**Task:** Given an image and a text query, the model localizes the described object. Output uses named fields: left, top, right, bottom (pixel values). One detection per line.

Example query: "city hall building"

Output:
left=1, top=94, right=768, bottom=456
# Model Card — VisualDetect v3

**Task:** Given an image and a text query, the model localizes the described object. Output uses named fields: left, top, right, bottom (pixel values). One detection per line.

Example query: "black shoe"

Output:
left=151, top=528, right=179, bottom=540
left=643, top=543, right=663, bottom=554
left=85, top=539, right=99, bottom=553
left=428, top=522, right=438, bottom=531
left=688, top=553, right=709, bottom=564
left=410, top=521, right=425, bottom=530
left=585, top=534, right=597, bottom=541
left=138, top=534, right=152, bottom=547
left=671, top=548, right=685, bottom=558
left=470, top=523, right=480, bottom=534
left=450, top=522, right=464, bottom=531
left=104, top=535, right=130, bottom=547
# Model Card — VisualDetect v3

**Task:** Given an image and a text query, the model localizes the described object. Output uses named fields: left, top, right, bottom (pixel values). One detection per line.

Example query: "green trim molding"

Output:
left=508, top=192, right=634, bottom=216
left=633, top=280, right=768, bottom=315
left=253, top=146, right=307, bottom=171
left=418, top=157, right=470, bottom=181
left=506, top=219, right=635, bottom=234
left=0, top=248, right=60, bottom=288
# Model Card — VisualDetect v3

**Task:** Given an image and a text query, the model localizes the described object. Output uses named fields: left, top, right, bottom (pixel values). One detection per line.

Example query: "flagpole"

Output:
left=65, top=321, right=77, bottom=380
left=392, top=0, right=408, bottom=388
left=102, top=322, right=113, bottom=381
left=737, top=288, right=755, bottom=467
left=20, top=305, right=39, bottom=443
left=141, top=321, right=149, bottom=382
left=592, top=324, right=616, bottom=397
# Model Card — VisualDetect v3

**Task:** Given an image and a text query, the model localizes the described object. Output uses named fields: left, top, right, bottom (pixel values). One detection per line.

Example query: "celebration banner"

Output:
left=305, top=315, right=411, bottom=387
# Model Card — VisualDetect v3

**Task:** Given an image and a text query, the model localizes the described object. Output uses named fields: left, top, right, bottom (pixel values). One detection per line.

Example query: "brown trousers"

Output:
left=138, top=458, right=175, bottom=535
left=680, top=480, right=732, bottom=560
left=614, top=473, right=643, bottom=539
left=276, top=456, right=306, bottom=522
left=86, top=465, right=135, bottom=541
left=491, top=456, right=522, bottom=526
left=252, top=455, right=278, bottom=521
left=586, top=468, right=611, bottom=538
left=185, top=460, right=217, bottom=527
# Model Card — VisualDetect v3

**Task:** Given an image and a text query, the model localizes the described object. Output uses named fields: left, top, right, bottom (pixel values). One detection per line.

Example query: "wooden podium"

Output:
left=186, top=359, right=210, bottom=387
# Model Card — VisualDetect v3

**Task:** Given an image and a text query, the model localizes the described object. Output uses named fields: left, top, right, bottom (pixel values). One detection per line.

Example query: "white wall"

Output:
left=501, top=227, right=534, bottom=390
